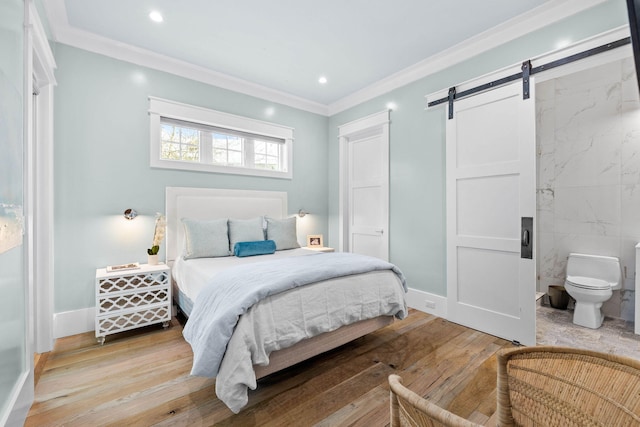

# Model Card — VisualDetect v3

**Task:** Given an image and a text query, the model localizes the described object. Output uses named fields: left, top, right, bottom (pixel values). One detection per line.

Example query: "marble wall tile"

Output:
left=537, top=231, right=557, bottom=283
left=620, top=288, right=635, bottom=321
left=554, top=185, right=620, bottom=236
left=554, top=130, right=621, bottom=188
left=622, top=57, right=640, bottom=105
left=603, top=290, right=623, bottom=318
left=537, top=100, right=555, bottom=147
left=621, top=111, right=640, bottom=184
left=621, top=184, right=640, bottom=237
left=536, top=79, right=556, bottom=103
left=555, top=61, right=621, bottom=95
left=619, top=237, right=640, bottom=285
left=554, top=74, right=622, bottom=187
left=536, top=188, right=554, bottom=231
left=554, top=83, right=620, bottom=131
left=537, top=105, right=556, bottom=190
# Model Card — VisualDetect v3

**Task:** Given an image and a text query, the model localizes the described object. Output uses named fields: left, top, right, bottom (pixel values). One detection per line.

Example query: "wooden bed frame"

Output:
left=254, top=316, right=393, bottom=379
left=165, top=186, right=395, bottom=378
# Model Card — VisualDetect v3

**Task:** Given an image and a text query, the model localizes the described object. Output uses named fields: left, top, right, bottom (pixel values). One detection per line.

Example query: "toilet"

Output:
left=564, top=253, right=621, bottom=329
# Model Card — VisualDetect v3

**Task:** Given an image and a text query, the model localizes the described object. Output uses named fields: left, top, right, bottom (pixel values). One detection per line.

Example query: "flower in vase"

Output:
left=147, top=213, right=167, bottom=255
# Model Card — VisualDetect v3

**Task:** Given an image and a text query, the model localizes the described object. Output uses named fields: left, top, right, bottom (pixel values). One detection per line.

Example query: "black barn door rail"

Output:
left=428, top=37, right=631, bottom=118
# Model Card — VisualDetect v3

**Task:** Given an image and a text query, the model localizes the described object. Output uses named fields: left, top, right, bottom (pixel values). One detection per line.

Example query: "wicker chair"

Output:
left=497, top=346, right=640, bottom=426
left=388, top=374, right=482, bottom=427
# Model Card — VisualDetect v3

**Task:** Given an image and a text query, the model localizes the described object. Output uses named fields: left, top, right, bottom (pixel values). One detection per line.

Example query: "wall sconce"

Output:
left=123, top=208, right=138, bottom=220
left=298, top=209, right=309, bottom=218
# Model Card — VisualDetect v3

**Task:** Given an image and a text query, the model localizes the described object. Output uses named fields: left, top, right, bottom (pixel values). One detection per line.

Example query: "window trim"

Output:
left=149, top=97, right=293, bottom=179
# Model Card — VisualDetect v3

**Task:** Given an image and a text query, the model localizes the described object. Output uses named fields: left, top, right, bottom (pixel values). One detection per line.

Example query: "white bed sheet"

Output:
left=172, top=248, right=314, bottom=307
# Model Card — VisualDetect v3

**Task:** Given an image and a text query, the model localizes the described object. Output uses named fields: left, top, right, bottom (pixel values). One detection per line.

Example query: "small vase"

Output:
left=147, top=254, right=159, bottom=265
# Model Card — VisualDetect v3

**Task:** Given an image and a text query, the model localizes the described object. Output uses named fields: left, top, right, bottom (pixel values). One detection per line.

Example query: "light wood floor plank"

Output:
left=26, top=310, right=514, bottom=426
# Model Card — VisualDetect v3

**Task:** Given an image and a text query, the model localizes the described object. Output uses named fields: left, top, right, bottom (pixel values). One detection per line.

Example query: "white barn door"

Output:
left=446, top=81, right=536, bottom=346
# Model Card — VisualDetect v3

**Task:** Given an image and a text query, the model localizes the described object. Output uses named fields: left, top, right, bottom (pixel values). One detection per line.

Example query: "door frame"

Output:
left=30, top=0, right=57, bottom=354
left=338, top=110, right=390, bottom=257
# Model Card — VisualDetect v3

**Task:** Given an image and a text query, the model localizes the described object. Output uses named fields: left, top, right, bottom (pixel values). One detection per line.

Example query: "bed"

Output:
left=166, top=187, right=407, bottom=413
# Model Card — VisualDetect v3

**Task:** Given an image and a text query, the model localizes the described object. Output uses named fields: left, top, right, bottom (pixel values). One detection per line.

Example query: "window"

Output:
left=149, top=97, right=293, bottom=179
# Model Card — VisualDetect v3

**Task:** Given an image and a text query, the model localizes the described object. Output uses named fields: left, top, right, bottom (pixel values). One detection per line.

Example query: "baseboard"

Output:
left=33, top=352, right=49, bottom=387
left=405, top=287, right=447, bottom=319
left=53, top=307, right=95, bottom=338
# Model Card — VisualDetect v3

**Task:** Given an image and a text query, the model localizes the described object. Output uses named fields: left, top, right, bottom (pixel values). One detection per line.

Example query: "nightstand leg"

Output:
left=97, top=336, right=105, bottom=345
left=162, top=320, right=170, bottom=329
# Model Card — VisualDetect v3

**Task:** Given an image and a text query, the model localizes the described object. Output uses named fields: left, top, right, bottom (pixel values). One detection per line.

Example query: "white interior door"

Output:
left=446, top=81, right=536, bottom=346
left=338, top=111, right=389, bottom=261
left=348, top=131, right=388, bottom=260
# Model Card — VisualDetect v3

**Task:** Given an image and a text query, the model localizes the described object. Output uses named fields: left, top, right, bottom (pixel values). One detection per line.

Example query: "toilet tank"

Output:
left=566, top=253, right=622, bottom=289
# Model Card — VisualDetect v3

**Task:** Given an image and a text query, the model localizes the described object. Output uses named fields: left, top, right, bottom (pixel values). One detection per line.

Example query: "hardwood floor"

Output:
left=26, top=310, right=515, bottom=426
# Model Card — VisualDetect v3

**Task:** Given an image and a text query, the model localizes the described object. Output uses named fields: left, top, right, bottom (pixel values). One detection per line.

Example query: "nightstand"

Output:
left=304, top=246, right=335, bottom=253
left=95, top=263, right=171, bottom=345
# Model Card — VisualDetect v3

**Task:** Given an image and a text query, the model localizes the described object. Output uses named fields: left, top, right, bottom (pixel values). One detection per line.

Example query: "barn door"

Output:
left=446, top=81, right=536, bottom=346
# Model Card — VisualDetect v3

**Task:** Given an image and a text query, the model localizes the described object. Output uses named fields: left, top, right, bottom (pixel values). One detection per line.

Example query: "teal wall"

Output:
left=53, top=45, right=328, bottom=312
left=327, top=0, right=629, bottom=297
left=0, top=0, right=25, bottom=421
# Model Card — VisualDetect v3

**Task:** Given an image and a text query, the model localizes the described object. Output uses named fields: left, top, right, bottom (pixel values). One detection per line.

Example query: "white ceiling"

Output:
left=43, top=0, right=606, bottom=115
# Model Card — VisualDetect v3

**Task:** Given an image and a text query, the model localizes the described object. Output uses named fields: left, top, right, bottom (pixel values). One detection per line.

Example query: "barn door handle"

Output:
left=521, top=217, right=533, bottom=259
left=375, top=229, right=384, bottom=234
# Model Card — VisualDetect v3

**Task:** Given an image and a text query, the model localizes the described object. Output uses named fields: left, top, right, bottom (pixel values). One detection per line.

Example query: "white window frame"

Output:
left=149, top=97, right=294, bottom=179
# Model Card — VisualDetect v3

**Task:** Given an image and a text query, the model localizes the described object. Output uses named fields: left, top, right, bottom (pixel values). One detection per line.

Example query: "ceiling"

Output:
left=43, top=0, right=604, bottom=114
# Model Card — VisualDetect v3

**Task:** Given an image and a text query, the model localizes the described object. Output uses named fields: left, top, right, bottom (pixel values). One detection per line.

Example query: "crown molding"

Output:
left=327, top=0, right=609, bottom=115
left=44, top=0, right=608, bottom=117
left=43, top=0, right=328, bottom=116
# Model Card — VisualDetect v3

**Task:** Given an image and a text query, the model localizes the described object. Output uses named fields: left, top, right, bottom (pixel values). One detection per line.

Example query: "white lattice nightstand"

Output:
left=95, top=263, right=171, bottom=345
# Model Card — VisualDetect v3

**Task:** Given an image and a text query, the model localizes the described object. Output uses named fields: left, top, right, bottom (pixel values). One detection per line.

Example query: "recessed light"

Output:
left=149, top=11, right=163, bottom=23
left=318, top=76, right=327, bottom=84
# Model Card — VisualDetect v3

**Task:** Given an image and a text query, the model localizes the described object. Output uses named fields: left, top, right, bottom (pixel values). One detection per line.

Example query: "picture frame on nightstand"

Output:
left=306, top=234, right=323, bottom=248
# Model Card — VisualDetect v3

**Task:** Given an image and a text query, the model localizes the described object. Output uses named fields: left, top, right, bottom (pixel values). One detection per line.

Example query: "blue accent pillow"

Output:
left=181, top=218, right=230, bottom=259
left=266, top=216, right=300, bottom=250
left=234, top=240, right=277, bottom=257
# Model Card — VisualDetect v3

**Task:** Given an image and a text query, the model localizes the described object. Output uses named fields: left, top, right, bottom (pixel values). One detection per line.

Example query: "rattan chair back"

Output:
left=389, top=374, right=482, bottom=427
left=497, top=346, right=640, bottom=427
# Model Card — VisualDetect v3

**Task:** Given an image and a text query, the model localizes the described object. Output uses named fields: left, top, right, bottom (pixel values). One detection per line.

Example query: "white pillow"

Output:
left=181, top=218, right=230, bottom=259
left=266, top=217, right=300, bottom=250
left=228, top=217, right=265, bottom=251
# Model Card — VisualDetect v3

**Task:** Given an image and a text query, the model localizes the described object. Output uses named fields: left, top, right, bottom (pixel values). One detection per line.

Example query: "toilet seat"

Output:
left=566, top=276, right=611, bottom=291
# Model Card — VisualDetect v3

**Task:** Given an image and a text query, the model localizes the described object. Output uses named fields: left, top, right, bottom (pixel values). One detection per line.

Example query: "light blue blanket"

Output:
left=182, top=252, right=407, bottom=377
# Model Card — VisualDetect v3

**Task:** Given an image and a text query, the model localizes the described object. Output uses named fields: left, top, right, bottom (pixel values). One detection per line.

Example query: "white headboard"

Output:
left=165, top=187, right=288, bottom=263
